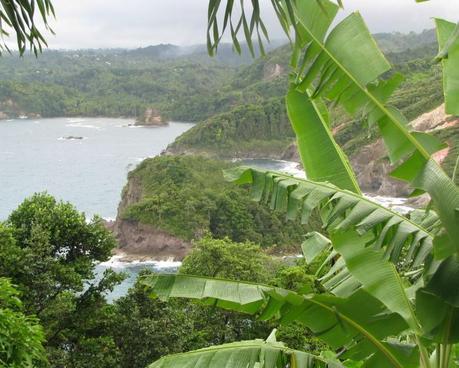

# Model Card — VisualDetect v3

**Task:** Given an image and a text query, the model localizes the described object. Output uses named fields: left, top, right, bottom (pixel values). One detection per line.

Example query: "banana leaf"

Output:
left=286, top=0, right=459, bottom=246
left=142, top=274, right=418, bottom=368
left=435, top=19, right=459, bottom=115
left=149, top=335, right=342, bottom=368
left=225, top=167, right=434, bottom=271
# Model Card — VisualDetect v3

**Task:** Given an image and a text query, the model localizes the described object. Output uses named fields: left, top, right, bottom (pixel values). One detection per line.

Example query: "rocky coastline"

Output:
left=108, top=104, right=457, bottom=261
left=107, top=173, right=191, bottom=262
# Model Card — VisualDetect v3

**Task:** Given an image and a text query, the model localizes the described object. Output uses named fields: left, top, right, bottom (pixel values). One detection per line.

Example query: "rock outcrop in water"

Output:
left=136, top=107, right=168, bottom=126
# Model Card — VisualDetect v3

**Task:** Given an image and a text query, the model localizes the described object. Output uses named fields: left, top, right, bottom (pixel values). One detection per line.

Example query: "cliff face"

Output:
left=111, top=174, right=191, bottom=261
left=350, top=140, right=410, bottom=196
left=282, top=104, right=457, bottom=197
left=136, top=107, right=168, bottom=126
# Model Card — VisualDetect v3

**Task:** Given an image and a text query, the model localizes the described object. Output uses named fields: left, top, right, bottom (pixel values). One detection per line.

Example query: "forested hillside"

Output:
left=116, top=155, right=306, bottom=249
left=0, top=48, right=236, bottom=120
left=168, top=35, right=443, bottom=159
left=0, top=42, right=289, bottom=121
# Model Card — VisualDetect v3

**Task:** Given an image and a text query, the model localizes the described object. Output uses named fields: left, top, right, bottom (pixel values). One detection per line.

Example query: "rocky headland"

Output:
left=108, top=175, right=191, bottom=261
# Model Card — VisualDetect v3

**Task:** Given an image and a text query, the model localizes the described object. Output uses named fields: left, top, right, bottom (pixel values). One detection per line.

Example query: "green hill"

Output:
left=168, top=35, right=444, bottom=159
left=373, top=29, right=436, bottom=53
left=0, top=49, right=236, bottom=121
left=118, top=155, right=306, bottom=248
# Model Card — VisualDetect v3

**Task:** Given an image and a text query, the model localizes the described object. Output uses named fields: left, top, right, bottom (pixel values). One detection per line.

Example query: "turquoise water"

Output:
left=0, top=117, right=193, bottom=220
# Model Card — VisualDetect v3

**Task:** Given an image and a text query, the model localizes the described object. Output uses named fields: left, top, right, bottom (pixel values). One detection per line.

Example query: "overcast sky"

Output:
left=43, top=0, right=458, bottom=49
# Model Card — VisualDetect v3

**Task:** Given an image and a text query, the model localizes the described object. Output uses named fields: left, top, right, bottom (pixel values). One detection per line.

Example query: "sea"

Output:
left=0, top=118, right=412, bottom=301
left=0, top=117, right=194, bottom=300
left=0, top=117, right=194, bottom=220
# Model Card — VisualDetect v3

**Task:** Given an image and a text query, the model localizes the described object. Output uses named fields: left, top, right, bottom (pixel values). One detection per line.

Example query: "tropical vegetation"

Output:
left=142, top=1, right=459, bottom=367
left=120, top=155, right=306, bottom=247
left=0, top=0, right=458, bottom=367
left=0, top=193, right=327, bottom=367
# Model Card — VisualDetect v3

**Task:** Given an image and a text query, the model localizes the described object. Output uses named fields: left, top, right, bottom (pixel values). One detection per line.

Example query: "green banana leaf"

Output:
left=416, top=256, right=459, bottom=344
left=142, top=274, right=417, bottom=368
left=435, top=19, right=459, bottom=115
left=286, top=89, right=361, bottom=194
left=285, top=0, right=459, bottom=246
left=225, top=167, right=434, bottom=271
left=331, top=230, right=420, bottom=333
left=300, top=228, right=421, bottom=334
left=225, top=166, right=438, bottom=331
left=149, top=335, right=341, bottom=368
left=301, top=231, right=331, bottom=264
left=291, top=0, right=438, bottom=168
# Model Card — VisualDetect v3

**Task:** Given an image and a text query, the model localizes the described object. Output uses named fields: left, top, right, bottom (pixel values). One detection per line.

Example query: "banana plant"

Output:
left=144, top=1, right=459, bottom=367
left=149, top=330, right=342, bottom=368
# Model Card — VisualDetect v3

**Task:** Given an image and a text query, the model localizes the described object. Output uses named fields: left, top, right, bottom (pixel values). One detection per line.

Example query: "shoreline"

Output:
left=111, top=248, right=183, bottom=263
left=100, top=252, right=182, bottom=268
left=106, top=158, right=420, bottom=263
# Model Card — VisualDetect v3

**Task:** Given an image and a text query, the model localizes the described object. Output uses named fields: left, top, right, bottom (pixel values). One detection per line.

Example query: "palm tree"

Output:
left=0, top=0, right=54, bottom=55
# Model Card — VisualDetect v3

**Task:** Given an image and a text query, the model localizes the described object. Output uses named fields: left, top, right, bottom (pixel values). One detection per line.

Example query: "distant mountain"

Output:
left=126, top=41, right=287, bottom=67
left=374, top=29, right=436, bottom=53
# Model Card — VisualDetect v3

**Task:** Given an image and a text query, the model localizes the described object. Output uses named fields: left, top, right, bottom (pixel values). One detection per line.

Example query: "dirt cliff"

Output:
left=136, top=107, right=168, bottom=126
left=282, top=104, right=457, bottom=197
left=110, top=174, right=191, bottom=261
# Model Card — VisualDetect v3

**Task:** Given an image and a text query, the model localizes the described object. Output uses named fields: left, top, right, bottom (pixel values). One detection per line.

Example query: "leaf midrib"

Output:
left=294, top=9, right=432, bottom=161
left=308, top=297, right=405, bottom=368
left=268, top=170, right=434, bottom=240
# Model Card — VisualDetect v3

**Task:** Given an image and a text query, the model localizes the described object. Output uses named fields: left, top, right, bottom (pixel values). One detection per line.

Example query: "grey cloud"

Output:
left=44, top=0, right=458, bottom=49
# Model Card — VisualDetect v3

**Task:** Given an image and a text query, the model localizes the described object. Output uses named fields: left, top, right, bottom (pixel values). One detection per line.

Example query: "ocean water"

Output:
left=94, top=256, right=181, bottom=302
left=0, top=117, right=194, bottom=220
left=0, top=117, right=193, bottom=301
left=0, top=120, right=411, bottom=300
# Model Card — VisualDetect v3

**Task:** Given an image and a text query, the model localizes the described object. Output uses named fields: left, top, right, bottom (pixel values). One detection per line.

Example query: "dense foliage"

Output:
left=0, top=277, right=46, bottom=367
left=145, top=1, right=459, bottom=368
left=0, top=194, right=123, bottom=367
left=0, top=51, right=233, bottom=121
left=169, top=98, right=294, bottom=158
left=121, top=155, right=306, bottom=248
left=0, top=194, right=324, bottom=368
left=0, top=42, right=279, bottom=122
